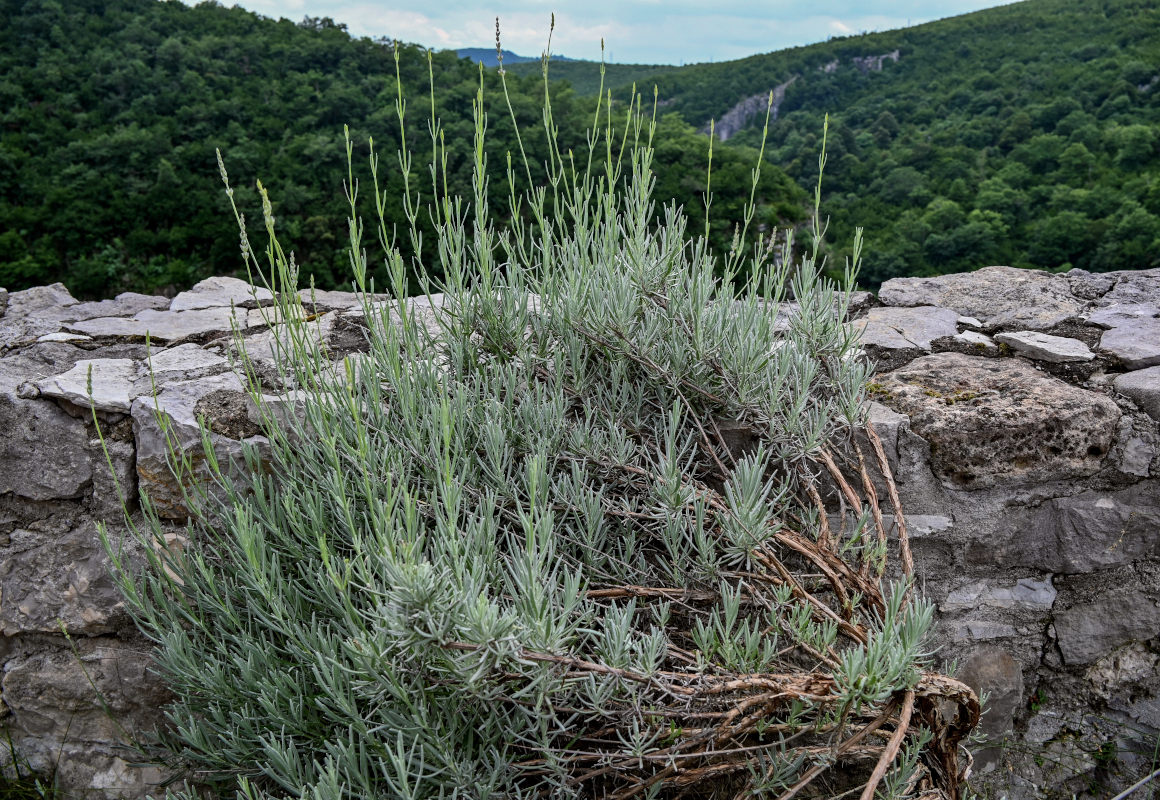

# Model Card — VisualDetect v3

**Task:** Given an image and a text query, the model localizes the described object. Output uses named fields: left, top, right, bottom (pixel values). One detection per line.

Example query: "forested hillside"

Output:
left=628, top=0, right=1160, bottom=284
left=0, top=0, right=802, bottom=297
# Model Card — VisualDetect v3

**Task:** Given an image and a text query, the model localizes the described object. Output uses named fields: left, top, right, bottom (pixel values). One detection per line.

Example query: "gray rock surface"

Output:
left=0, top=394, right=91, bottom=499
left=1114, top=366, right=1160, bottom=420
left=958, top=646, right=1024, bottom=760
left=878, top=266, right=1084, bottom=330
left=993, top=330, right=1094, bottom=363
left=37, top=358, right=140, bottom=413
left=0, top=521, right=129, bottom=635
left=875, top=352, right=1120, bottom=488
left=169, top=275, right=273, bottom=311
left=1095, top=267, right=1160, bottom=306
left=69, top=306, right=249, bottom=341
left=1054, top=587, right=1158, bottom=665
left=131, top=372, right=266, bottom=519
left=851, top=305, right=959, bottom=352
left=1099, top=317, right=1160, bottom=369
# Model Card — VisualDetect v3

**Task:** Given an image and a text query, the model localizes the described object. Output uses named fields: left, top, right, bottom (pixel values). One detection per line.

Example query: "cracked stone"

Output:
left=993, top=330, right=1094, bottom=363
left=878, top=266, right=1084, bottom=330
left=874, top=352, right=1120, bottom=489
left=169, top=275, right=273, bottom=311
left=1114, top=366, right=1160, bottom=421
left=851, top=305, right=960, bottom=353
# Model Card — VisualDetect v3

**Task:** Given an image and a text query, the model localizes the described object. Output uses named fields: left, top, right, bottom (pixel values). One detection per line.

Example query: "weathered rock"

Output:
left=37, top=358, right=140, bottom=413
left=0, top=286, right=7, bottom=317
left=1002, top=483, right=1160, bottom=573
left=0, top=395, right=91, bottom=499
left=1066, top=268, right=1117, bottom=300
left=1095, top=267, right=1160, bottom=307
left=36, top=331, right=92, bottom=343
left=957, top=647, right=1024, bottom=760
left=298, top=287, right=380, bottom=310
left=68, top=306, right=249, bottom=342
left=1085, top=302, right=1159, bottom=329
left=1114, top=366, right=1160, bottom=421
left=874, top=352, right=1120, bottom=488
left=1099, top=317, right=1160, bottom=369
left=0, top=283, right=79, bottom=349
left=88, top=437, right=137, bottom=518
left=1054, top=586, right=1158, bottom=665
left=878, top=266, right=1084, bottom=330
left=851, top=305, right=960, bottom=352
left=942, top=577, right=1057, bottom=613
left=131, top=372, right=267, bottom=519
left=65, top=292, right=169, bottom=321
left=994, top=330, right=1094, bottom=363
left=0, top=520, right=130, bottom=635
left=1, top=637, right=169, bottom=752
left=169, top=275, right=273, bottom=311
left=147, top=342, right=229, bottom=381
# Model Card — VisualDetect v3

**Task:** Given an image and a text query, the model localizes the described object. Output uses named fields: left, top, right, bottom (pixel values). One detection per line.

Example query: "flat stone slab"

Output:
left=67, top=306, right=249, bottom=342
left=942, top=577, right=1057, bottom=613
left=1114, top=366, right=1160, bottom=421
left=65, top=292, right=169, bottom=321
left=1093, top=267, right=1160, bottom=307
left=994, top=331, right=1094, bottom=363
left=874, top=352, right=1120, bottom=489
left=851, top=305, right=959, bottom=351
left=1085, top=303, right=1159, bottom=329
left=878, top=266, right=1084, bottom=330
left=147, top=343, right=229, bottom=380
left=169, top=276, right=273, bottom=311
left=37, top=358, right=140, bottom=413
left=1099, top=317, right=1160, bottom=369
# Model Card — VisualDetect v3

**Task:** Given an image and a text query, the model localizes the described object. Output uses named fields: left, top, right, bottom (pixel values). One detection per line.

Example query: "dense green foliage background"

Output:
left=0, top=0, right=801, bottom=297
left=3, top=0, right=1158, bottom=297
left=632, top=0, right=1160, bottom=284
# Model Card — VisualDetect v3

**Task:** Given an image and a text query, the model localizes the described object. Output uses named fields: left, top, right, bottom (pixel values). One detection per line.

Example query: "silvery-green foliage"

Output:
left=103, top=46, right=966, bottom=800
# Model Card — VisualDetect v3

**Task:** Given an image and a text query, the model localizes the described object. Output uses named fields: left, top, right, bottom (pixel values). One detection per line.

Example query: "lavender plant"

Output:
left=107, top=35, right=979, bottom=800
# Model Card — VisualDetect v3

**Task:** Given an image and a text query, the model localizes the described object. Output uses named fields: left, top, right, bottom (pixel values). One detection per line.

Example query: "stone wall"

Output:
left=1, top=266, right=1158, bottom=798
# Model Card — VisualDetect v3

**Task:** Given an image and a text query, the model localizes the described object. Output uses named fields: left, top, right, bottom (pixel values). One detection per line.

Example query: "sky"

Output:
left=206, top=0, right=1023, bottom=65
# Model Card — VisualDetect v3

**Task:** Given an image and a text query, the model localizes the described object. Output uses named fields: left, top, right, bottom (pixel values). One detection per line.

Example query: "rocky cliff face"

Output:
left=1, top=266, right=1157, bottom=798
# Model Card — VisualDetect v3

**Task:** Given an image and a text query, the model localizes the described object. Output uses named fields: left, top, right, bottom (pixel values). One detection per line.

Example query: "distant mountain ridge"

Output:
left=456, top=47, right=578, bottom=67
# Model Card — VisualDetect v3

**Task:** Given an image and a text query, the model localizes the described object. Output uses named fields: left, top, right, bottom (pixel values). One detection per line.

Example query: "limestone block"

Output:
left=874, top=352, right=1120, bottom=489
left=1004, top=483, right=1160, bottom=572
left=89, top=437, right=137, bottom=518
left=942, top=577, right=1057, bottom=613
left=0, top=283, right=78, bottom=349
left=993, top=330, right=1094, bottom=363
left=0, top=395, right=91, bottom=500
left=1085, top=302, right=1159, bottom=329
left=0, top=520, right=130, bottom=635
left=1095, top=267, right=1160, bottom=306
left=146, top=342, right=229, bottom=381
left=131, top=372, right=268, bottom=519
left=878, top=266, right=1084, bottom=330
left=37, top=358, right=139, bottom=413
left=2, top=637, right=169, bottom=753
left=957, top=646, right=1023, bottom=757
left=850, top=305, right=959, bottom=352
left=1066, top=268, right=1117, bottom=300
left=64, top=292, right=169, bottom=321
left=1054, top=586, right=1158, bottom=666
left=1114, top=365, right=1160, bottom=420
left=68, top=306, right=249, bottom=342
left=169, top=275, right=273, bottom=311
left=1099, top=317, right=1160, bottom=369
